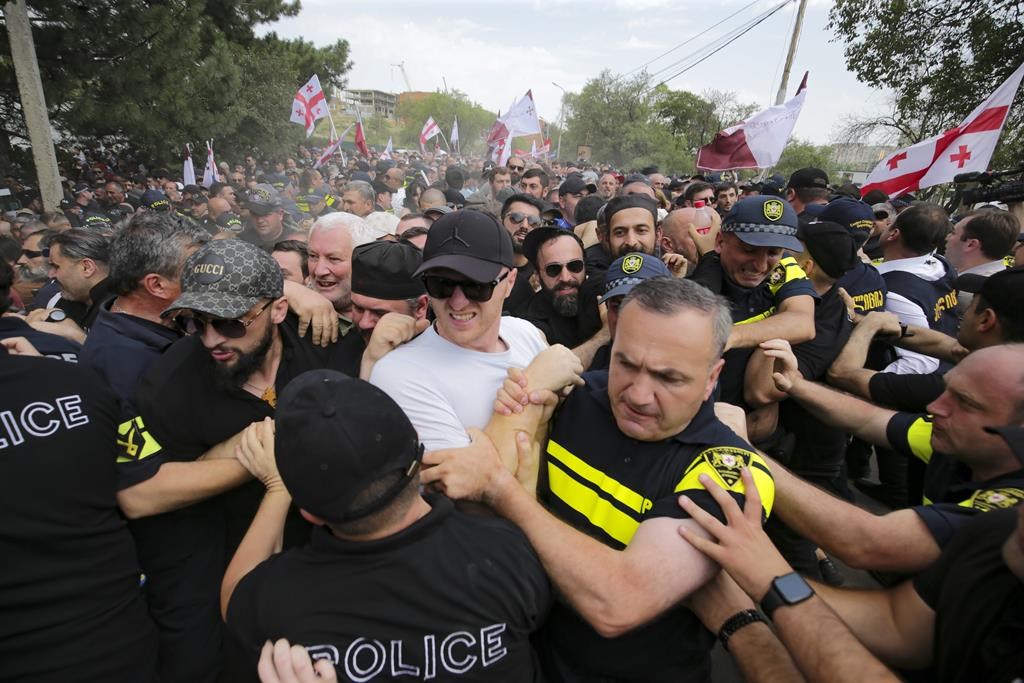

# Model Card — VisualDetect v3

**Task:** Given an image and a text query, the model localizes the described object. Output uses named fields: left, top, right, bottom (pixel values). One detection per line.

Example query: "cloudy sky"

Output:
left=264, top=0, right=891, bottom=145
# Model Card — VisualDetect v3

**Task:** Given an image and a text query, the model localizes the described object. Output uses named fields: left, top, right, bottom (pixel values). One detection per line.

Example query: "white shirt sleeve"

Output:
left=883, top=291, right=930, bottom=328
left=882, top=292, right=941, bottom=375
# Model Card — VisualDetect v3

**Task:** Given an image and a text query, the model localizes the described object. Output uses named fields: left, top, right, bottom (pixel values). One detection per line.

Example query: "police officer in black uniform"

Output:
left=0, top=343, right=158, bottom=682
left=424, top=277, right=777, bottom=683
left=223, top=372, right=551, bottom=682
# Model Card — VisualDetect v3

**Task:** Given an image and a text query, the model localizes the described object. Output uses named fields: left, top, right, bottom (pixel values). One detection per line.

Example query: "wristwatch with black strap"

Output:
left=760, top=571, right=815, bottom=620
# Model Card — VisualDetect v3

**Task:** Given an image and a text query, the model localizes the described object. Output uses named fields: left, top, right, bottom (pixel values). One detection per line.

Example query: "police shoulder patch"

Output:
left=763, top=199, right=784, bottom=221
left=768, top=262, right=786, bottom=286
left=622, top=254, right=643, bottom=274
left=116, top=416, right=163, bottom=464
left=962, top=487, right=1024, bottom=512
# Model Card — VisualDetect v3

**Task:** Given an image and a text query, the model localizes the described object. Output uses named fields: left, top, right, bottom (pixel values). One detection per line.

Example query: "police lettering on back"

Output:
left=308, top=623, right=509, bottom=681
left=0, top=395, right=90, bottom=449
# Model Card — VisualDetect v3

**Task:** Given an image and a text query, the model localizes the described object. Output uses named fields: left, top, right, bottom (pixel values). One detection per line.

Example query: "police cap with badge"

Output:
left=721, top=195, right=803, bottom=252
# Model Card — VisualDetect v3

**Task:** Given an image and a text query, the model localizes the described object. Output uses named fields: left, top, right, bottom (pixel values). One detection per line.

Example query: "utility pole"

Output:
left=552, top=82, right=566, bottom=161
left=4, top=0, right=63, bottom=211
left=774, top=0, right=807, bottom=105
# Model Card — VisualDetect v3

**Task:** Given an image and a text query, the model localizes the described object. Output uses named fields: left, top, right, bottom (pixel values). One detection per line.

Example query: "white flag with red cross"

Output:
left=290, top=74, right=328, bottom=138
left=420, top=117, right=441, bottom=150
left=861, top=61, right=1024, bottom=199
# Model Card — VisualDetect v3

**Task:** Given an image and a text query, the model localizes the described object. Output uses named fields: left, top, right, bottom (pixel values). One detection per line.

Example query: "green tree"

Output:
left=0, top=0, right=352, bottom=168
left=829, top=0, right=1024, bottom=169
left=771, top=138, right=838, bottom=180
left=393, top=90, right=496, bottom=155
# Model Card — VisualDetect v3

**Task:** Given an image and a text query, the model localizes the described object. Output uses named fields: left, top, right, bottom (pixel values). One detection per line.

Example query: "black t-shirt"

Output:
left=225, top=495, right=551, bottom=683
left=869, top=370, right=947, bottom=412
left=583, top=242, right=612, bottom=281
left=133, top=314, right=363, bottom=551
left=913, top=508, right=1024, bottom=683
left=504, top=262, right=536, bottom=316
left=0, top=350, right=157, bottom=682
left=521, top=277, right=603, bottom=348
left=538, top=371, right=775, bottom=682
left=777, top=284, right=853, bottom=477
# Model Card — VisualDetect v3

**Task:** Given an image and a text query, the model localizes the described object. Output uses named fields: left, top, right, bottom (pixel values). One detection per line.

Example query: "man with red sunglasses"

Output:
left=369, top=210, right=547, bottom=450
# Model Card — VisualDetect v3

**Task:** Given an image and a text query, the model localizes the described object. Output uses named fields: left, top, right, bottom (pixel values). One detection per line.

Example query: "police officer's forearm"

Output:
left=894, top=325, right=962, bottom=364
left=729, top=308, right=815, bottom=350
left=810, top=580, right=934, bottom=671
left=723, top=623, right=806, bottom=683
left=117, top=459, right=251, bottom=519
left=221, top=488, right=291, bottom=619
left=770, top=594, right=900, bottom=682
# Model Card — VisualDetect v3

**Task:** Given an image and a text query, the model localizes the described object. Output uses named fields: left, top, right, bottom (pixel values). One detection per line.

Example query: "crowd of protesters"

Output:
left=1, top=142, right=1023, bottom=683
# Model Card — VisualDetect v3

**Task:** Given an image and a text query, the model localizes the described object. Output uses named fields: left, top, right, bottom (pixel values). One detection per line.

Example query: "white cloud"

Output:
left=261, top=0, right=891, bottom=144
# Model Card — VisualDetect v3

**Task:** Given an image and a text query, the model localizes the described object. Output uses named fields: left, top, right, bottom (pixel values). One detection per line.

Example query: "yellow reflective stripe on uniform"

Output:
left=116, top=416, right=162, bottom=464
left=547, top=462, right=640, bottom=546
left=675, top=447, right=776, bottom=517
left=547, top=439, right=653, bottom=514
left=735, top=258, right=808, bottom=325
left=905, top=416, right=934, bottom=464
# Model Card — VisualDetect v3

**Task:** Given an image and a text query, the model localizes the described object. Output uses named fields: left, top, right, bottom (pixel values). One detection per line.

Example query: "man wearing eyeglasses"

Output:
left=520, top=227, right=606, bottom=361
left=507, top=156, right=526, bottom=184
left=121, top=238, right=358, bottom=681
left=500, top=193, right=545, bottom=315
left=369, top=210, right=547, bottom=450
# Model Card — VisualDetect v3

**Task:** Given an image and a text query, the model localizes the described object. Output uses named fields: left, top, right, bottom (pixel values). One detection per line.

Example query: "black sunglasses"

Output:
left=508, top=165, right=525, bottom=172
left=174, top=300, right=273, bottom=338
left=422, top=271, right=510, bottom=302
left=21, top=248, right=46, bottom=259
left=507, top=212, right=541, bottom=227
left=542, top=259, right=585, bottom=278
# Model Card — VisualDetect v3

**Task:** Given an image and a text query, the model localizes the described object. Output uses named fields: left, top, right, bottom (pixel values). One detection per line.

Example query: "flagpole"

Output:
left=775, top=0, right=806, bottom=105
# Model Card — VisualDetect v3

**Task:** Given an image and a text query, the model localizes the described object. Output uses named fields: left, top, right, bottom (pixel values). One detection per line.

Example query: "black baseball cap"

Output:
left=559, top=174, right=597, bottom=196
left=955, top=267, right=1024, bottom=325
left=817, top=196, right=875, bottom=247
left=797, top=220, right=858, bottom=279
left=414, top=210, right=514, bottom=283
left=163, top=239, right=283, bottom=319
left=352, top=240, right=426, bottom=300
left=275, top=371, right=423, bottom=522
left=786, top=167, right=830, bottom=190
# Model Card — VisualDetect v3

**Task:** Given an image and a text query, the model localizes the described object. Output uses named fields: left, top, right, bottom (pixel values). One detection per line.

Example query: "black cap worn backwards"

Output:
left=275, top=371, right=424, bottom=522
left=162, top=239, right=283, bottom=319
left=786, top=167, right=830, bottom=190
left=955, top=266, right=1024, bottom=326
left=414, top=209, right=514, bottom=283
left=797, top=220, right=858, bottom=279
left=351, top=240, right=426, bottom=300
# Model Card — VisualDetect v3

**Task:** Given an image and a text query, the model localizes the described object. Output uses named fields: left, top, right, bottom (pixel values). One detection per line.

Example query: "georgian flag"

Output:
left=420, top=117, right=441, bottom=150
left=314, top=124, right=355, bottom=169
left=380, top=137, right=394, bottom=161
left=861, top=61, right=1024, bottom=199
left=290, top=74, right=328, bottom=138
left=501, top=91, right=542, bottom=136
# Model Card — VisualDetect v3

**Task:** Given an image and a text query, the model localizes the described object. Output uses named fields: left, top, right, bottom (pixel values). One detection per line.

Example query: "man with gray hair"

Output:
left=307, top=212, right=375, bottom=336
left=35, top=228, right=113, bottom=332
left=340, top=179, right=375, bottom=218
left=424, top=277, right=777, bottom=682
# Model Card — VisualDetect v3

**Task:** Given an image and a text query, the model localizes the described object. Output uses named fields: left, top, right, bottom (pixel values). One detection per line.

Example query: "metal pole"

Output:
left=552, top=82, right=566, bottom=161
left=4, top=0, right=63, bottom=211
left=775, top=0, right=807, bottom=105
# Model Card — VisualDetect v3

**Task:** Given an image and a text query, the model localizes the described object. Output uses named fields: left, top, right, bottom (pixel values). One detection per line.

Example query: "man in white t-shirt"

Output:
left=370, top=210, right=547, bottom=449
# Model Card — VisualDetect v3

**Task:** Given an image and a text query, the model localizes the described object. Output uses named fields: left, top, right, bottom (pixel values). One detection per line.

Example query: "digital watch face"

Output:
left=775, top=573, right=815, bottom=603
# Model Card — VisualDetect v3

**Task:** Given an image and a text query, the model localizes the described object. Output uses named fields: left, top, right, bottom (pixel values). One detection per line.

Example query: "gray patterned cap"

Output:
left=162, top=238, right=283, bottom=319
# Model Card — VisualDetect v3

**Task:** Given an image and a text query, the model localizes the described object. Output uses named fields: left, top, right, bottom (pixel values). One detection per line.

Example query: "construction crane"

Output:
left=391, top=62, right=412, bottom=92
